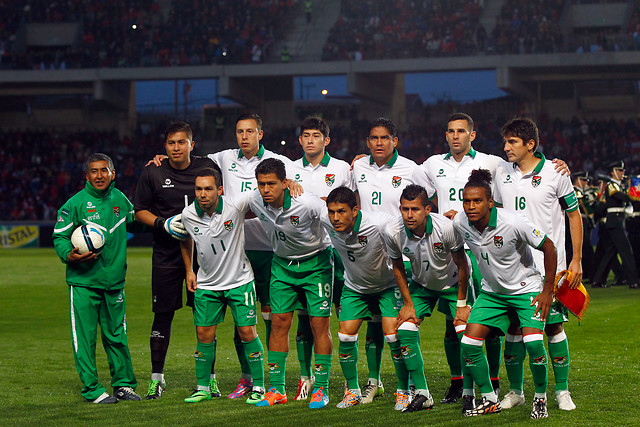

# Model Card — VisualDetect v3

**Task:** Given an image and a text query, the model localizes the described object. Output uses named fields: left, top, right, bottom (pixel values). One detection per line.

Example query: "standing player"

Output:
left=322, top=186, right=417, bottom=411
left=386, top=184, right=472, bottom=413
left=53, top=153, right=141, bottom=403
left=571, top=171, right=597, bottom=283
left=453, top=169, right=557, bottom=420
left=135, top=121, right=220, bottom=399
left=179, top=168, right=266, bottom=404
left=249, top=158, right=333, bottom=409
left=351, top=117, right=418, bottom=402
left=288, top=116, right=353, bottom=400
left=412, top=113, right=504, bottom=403
left=493, top=117, right=582, bottom=411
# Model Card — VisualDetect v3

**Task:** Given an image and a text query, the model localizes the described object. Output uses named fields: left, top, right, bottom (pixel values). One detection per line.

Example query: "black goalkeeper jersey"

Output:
left=134, top=156, right=219, bottom=268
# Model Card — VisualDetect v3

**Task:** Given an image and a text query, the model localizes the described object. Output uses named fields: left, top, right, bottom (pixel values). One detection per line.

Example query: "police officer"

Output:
left=569, top=171, right=596, bottom=283
left=592, top=161, right=639, bottom=289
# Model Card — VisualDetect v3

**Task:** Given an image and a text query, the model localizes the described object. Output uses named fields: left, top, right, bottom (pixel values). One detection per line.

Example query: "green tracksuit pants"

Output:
left=69, top=286, right=137, bottom=400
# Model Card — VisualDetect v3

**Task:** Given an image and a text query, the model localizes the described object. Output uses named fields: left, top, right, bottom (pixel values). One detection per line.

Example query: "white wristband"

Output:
left=456, top=299, right=467, bottom=308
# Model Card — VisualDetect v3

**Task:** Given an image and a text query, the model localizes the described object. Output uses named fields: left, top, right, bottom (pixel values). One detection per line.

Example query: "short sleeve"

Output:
left=442, top=219, right=464, bottom=252
left=381, top=215, right=404, bottom=260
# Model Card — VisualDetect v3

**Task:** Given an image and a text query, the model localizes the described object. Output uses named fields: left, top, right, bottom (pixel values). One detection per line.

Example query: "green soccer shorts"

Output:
left=546, top=299, right=569, bottom=324
left=338, top=285, right=402, bottom=321
left=409, top=281, right=459, bottom=319
left=270, top=248, right=333, bottom=317
left=193, top=281, right=258, bottom=327
left=467, top=291, right=545, bottom=334
left=245, top=250, right=273, bottom=306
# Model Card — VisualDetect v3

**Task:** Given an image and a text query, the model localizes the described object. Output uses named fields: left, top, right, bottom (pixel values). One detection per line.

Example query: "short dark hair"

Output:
left=448, top=112, right=474, bottom=132
left=197, top=167, right=223, bottom=188
left=502, top=117, right=539, bottom=152
left=464, top=168, right=493, bottom=199
left=326, top=186, right=357, bottom=209
left=300, top=116, right=330, bottom=138
left=165, top=121, right=193, bottom=141
left=400, top=184, right=429, bottom=208
left=368, top=117, right=396, bottom=138
left=236, top=112, right=263, bottom=130
left=84, top=153, right=114, bottom=172
left=255, top=158, right=286, bottom=181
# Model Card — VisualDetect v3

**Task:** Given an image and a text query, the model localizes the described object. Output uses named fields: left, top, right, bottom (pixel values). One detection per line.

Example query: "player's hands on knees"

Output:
left=146, top=154, right=168, bottom=167
left=396, top=304, right=418, bottom=330
left=454, top=305, right=470, bottom=326
left=164, top=214, right=188, bottom=240
left=531, top=290, right=553, bottom=322
left=186, top=271, right=197, bottom=292
left=567, top=260, right=583, bottom=289
left=67, top=247, right=97, bottom=263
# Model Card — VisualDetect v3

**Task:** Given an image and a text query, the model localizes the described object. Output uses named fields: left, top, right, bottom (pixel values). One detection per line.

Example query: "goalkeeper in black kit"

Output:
left=134, top=121, right=221, bottom=399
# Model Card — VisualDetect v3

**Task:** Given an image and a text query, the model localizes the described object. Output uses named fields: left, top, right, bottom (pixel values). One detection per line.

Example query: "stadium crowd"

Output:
left=3, top=113, right=638, bottom=221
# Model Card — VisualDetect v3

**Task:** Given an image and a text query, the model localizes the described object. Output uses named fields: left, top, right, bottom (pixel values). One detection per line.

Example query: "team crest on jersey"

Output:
left=290, top=216, right=300, bottom=226
left=433, top=242, right=444, bottom=253
left=494, top=236, right=503, bottom=248
left=358, top=235, right=368, bottom=247
left=532, top=175, right=542, bottom=187
left=224, top=220, right=234, bottom=231
left=325, top=174, right=335, bottom=186
left=113, top=207, right=120, bottom=217
left=391, top=176, right=402, bottom=188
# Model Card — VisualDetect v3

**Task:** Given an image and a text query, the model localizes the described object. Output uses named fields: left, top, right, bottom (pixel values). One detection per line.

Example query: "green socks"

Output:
left=338, top=334, right=359, bottom=390
left=397, top=327, right=428, bottom=391
left=461, top=335, right=494, bottom=396
left=486, top=335, right=503, bottom=382
left=243, top=336, right=265, bottom=389
left=444, top=318, right=462, bottom=379
left=387, top=334, right=409, bottom=391
left=365, top=321, right=384, bottom=382
left=267, top=351, right=288, bottom=394
left=195, top=341, right=215, bottom=388
left=234, top=328, right=251, bottom=376
left=523, top=334, right=548, bottom=394
left=548, top=331, right=570, bottom=392
left=504, top=333, right=526, bottom=393
left=313, top=353, right=332, bottom=390
left=296, top=314, right=314, bottom=378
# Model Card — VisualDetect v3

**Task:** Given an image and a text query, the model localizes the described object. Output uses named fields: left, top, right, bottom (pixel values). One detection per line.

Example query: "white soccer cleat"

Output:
left=556, top=390, right=576, bottom=411
left=294, top=377, right=315, bottom=401
left=500, top=390, right=525, bottom=409
left=360, top=380, right=384, bottom=404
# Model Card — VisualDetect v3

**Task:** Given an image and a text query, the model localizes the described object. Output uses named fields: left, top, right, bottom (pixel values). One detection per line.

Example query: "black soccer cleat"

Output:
left=491, top=379, right=500, bottom=399
left=114, top=386, right=142, bottom=401
left=464, top=397, right=502, bottom=417
left=440, top=379, right=463, bottom=403
left=402, top=393, right=434, bottom=413
left=461, top=395, right=476, bottom=413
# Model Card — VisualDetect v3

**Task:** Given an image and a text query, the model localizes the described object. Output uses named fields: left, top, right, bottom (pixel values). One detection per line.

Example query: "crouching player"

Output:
left=452, top=169, right=556, bottom=420
left=179, top=168, right=266, bottom=404
left=385, top=184, right=471, bottom=413
left=322, top=186, right=417, bottom=410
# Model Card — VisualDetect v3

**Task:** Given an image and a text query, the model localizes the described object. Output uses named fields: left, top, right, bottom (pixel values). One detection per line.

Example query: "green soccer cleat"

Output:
left=184, top=390, right=212, bottom=403
left=245, top=389, right=265, bottom=405
left=209, top=377, right=221, bottom=398
left=145, top=379, right=166, bottom=400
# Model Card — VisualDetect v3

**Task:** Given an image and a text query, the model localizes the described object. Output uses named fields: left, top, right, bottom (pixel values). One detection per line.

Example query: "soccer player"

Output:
left=179, top=168, right=266, bottom=404
left=493, top=117, right=582, bottom=411
left=351, top=117, right=418, bottom=403
left=572, top=171, right=597, bottom=284
left=134, top=121, right=220, bottom=399
left=288, top=116, right=353, bottom=400
left=249, top=158, right=333, bottom=409
left=322, top=187, right=417, bottom=411
left=453, top=169, right=557, bottom=420
left=386, top=184, right=472, bottom=413
left=53, top=153, right=141, bottom=403
left=413, top=112, right=504, bottom=403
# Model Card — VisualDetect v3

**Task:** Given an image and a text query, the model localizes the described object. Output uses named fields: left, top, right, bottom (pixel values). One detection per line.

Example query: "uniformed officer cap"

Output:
left=607, top=160, right=625, bottom=171
left=572, top=171, right=590, bottom=181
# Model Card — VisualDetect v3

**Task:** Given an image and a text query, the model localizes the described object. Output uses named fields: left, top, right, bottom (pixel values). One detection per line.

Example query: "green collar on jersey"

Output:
left=302, top=151, right=331, bottom=167
left=264, top=188, right=291, bottom=210
left=85, top=181, right=114, bottom=198
left=404, top=214, right=433, bottom=238
left=444, top=146, right=477, bottom=160
left=237, top=144, right=265, bottom=159
left=351, top=210, right=363, bottom=233
left=369, top=149, right=399, bottom=167
left=195, top=196, right=224, bottom=217
left=512, top=151, right=545, bottom=174
left=468, top=205, right=498, bottom=228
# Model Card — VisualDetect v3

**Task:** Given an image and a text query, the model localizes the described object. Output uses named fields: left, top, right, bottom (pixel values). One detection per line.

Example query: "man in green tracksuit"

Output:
left=53, top=153, right=141, bottom=404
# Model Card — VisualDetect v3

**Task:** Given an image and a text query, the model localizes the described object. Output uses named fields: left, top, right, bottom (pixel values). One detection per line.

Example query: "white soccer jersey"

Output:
left=208, top=145, right=291, bottom=251
left=414, top=147, right=503, bottom=214
left=493, top=153, right=578, bottom=274
left=289, top=152, right=354, bottom=198
left=452, top=206, right=547, bottom=295
left=321, top=211, right=400, bottom=294
left=181, top=194, right=254, bottom=291
left=386, top=212, right=468, bottom=292
left=353, top=150, right=417, bottom=216
left=249, top=189, right=329, bottom=260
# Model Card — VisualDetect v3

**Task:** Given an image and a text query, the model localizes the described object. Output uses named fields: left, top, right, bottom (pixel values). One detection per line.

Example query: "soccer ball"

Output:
left=71, top=224, right=106, bottom=255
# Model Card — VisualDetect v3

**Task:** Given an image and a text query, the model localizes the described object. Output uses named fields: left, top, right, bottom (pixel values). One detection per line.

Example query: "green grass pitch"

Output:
left=1, top=247, right=638, bottom=426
